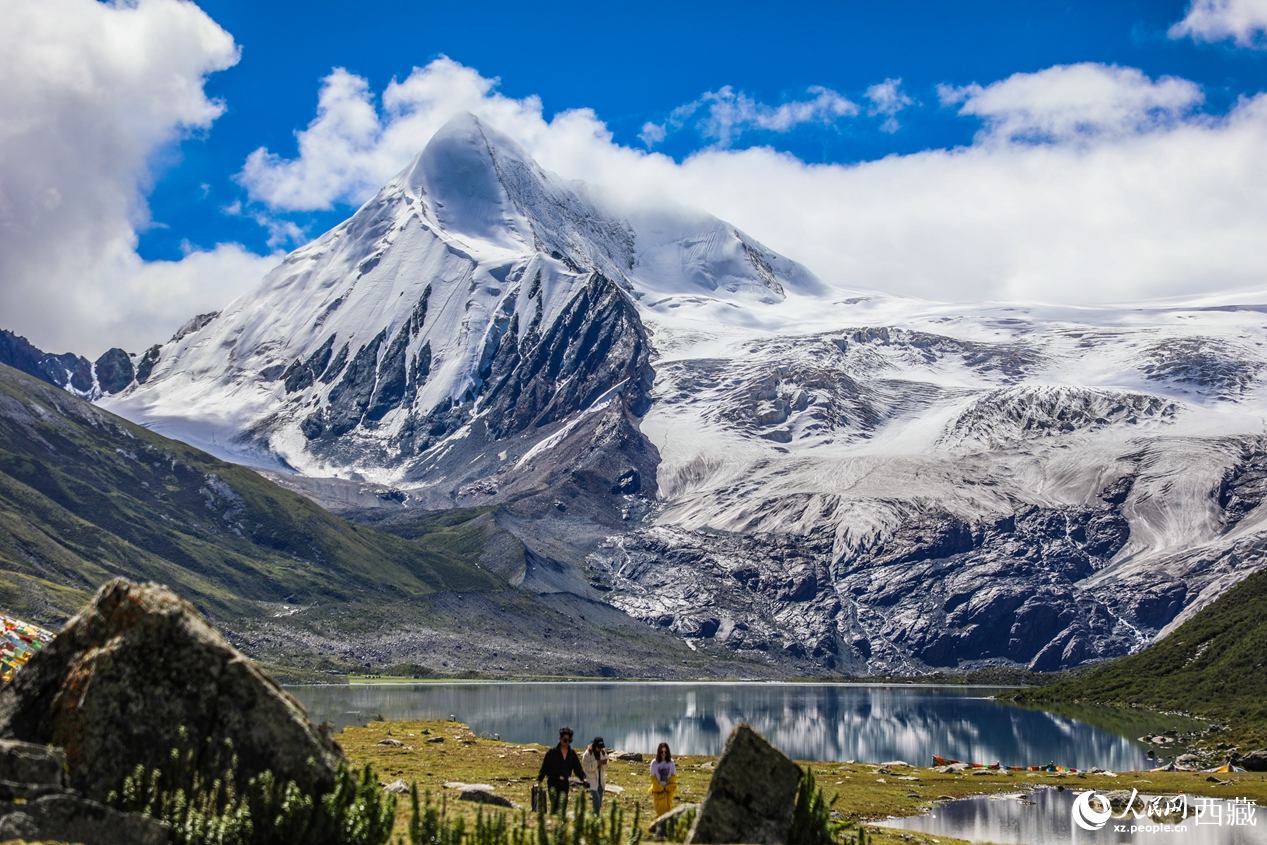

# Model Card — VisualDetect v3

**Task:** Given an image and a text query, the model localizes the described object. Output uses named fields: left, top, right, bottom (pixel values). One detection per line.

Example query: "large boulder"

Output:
left=687, top=724, right=802, bottom=845
left=0, top=579, right=345, bottom=802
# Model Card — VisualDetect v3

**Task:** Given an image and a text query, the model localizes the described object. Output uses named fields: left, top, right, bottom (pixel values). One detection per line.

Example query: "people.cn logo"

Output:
left=1072, top=791, right=1114, bottom=831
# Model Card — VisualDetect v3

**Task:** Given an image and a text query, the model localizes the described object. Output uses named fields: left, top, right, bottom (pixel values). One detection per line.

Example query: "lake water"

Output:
left=286, top=682, right=1184, bottom=771
left=878, top=788, right=1266, bottom=845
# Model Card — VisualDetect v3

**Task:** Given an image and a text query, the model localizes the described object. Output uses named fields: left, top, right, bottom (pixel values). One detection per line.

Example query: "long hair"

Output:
left=656, top=742, right=672, bottom=762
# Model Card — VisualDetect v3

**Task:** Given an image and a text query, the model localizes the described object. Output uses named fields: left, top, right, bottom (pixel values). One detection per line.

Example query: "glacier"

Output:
left=100, top=112, right=1267, bottom=675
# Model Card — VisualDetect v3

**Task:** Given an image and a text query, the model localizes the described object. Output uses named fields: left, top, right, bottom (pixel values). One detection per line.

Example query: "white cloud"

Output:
left=0, top=0, right=272, bottom=356
left=239, top=58, right=553, bottom=211
left=237, top=59, right=1267, bottom=307
left=1170, top=0, right=1267, bottom=47
left=866, top=78, right=914, bottom=133
left=638, top=121, right=667, bottom=147
left=638, top=85, right=859, bottom=149
left=939, top=64, right=1203, bottom=144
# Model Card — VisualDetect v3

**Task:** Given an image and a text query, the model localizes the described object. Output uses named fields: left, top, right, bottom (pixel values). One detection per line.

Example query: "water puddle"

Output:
left=877, top=788, right=1265, bottom=844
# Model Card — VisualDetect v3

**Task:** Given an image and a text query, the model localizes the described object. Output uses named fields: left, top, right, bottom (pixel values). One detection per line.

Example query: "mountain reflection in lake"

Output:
left=286, top=683, right=1166, bottom=771
left=879, top=789, right=1265, bottom=845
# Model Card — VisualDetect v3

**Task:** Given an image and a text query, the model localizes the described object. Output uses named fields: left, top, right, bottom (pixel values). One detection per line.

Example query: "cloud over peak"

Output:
left=234, top=58, right=1267, bottom=309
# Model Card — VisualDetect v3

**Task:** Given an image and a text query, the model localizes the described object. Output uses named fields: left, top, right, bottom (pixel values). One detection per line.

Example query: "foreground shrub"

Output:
left=406, top=786, right=642, bottom=845
left=789, top=768, right=868, bottom=845
left=109, top=736, right=394, bottom=845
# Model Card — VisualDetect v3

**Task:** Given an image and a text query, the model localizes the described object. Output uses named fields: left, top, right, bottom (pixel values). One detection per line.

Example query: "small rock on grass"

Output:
left=377, top=738, right=404, bottom=747
left=382, top=779, right=410, bottom=794
left=427, top=736, right=444, bottom=743
left=458, top=786, right=513, bottom=808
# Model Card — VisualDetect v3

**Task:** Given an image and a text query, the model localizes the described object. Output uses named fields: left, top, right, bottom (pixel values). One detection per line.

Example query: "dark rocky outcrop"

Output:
left=283, top=333, right=337, bottom=393
left=0, top=793, right=169, bottom=845
left=0, top=328, right=135, bottom=396
left=478, top=272, right=653, bottom=439
left=0, top=739, right=65, bottom=801
left=134, top=344, right=161, bottom=384
left=0, top=738, right=168, bottom=844
left=1239, top=749, right=1267, bottom=772
left=1141, top=336, right=1262, bottom=395
left=0, top=579, right=345, bottom=803
left=92, top=347, right=134, bottom=394
left=687, top=724, right=801, bottom=844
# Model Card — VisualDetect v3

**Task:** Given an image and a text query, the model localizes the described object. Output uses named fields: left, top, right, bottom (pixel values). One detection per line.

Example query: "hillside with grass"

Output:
left=0, top=362, right=510, bottom=625
left=0, top=363, right=743, bottom=679
left=1011, top=566, right=1267, bottom=748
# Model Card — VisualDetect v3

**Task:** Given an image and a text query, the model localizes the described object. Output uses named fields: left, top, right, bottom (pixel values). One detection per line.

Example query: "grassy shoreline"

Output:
left=339, top=718, right=1267, bottom=845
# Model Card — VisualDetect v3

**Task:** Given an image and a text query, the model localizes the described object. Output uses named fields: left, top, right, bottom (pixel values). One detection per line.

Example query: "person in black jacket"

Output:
left=536, top=726, right=588, bottom=812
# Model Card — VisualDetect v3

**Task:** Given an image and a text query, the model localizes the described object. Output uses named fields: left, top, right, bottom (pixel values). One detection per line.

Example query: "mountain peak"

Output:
left=407, top=113, right=529, bottom=251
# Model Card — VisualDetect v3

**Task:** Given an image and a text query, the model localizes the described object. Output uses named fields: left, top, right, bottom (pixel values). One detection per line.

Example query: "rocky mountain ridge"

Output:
left=46, top=113, right=1267, bottom=676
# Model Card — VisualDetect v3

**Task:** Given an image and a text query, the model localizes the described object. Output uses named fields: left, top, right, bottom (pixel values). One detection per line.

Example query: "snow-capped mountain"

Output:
left=102, top=113, right=1267, bottom=675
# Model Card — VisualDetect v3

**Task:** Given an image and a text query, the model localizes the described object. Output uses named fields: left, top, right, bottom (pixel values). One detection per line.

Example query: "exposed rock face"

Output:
left=687, top=724, right=801, bottom=845
left=0, top=579, right=345, bottom=802
left=92, top=347, right=135, bottom=394
left=0, top=738, right=168, bottom=845
left=0, top=328, right=136, bottom=397
left=592, top=497, right=1144, bottom=673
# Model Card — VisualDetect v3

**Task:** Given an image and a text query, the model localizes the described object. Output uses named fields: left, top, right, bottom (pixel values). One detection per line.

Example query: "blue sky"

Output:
left=145, top=0, right=1267, bottom=262
left=5, top=0, right=1267, bottom=353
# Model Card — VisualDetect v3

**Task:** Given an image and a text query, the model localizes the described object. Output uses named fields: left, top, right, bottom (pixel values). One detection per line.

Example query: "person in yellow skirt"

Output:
left=648, top=741, right=677, bottom=817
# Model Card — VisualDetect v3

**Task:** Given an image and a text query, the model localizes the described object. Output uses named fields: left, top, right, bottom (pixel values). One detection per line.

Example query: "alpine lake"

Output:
left=287, top=681, right=1185, bottom=771
left=287, top=681, right=1266, bottom=844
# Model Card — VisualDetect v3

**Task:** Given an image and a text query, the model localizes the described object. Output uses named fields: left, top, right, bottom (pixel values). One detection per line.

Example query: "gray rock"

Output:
left=686, top=723, right=801, bottom=845
left=382, top=779, right=411, bottom=794
left=0, top=579, right=345, bottom=803
left=1239, top=749, right=1267, bottom=772
left=0, top=793, right=168, bottom=845
left=458, top=785, right=514, bottom=807
left=612, top=750, right=644, bottom=762
left=377, top=738, right=404, bottom=746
